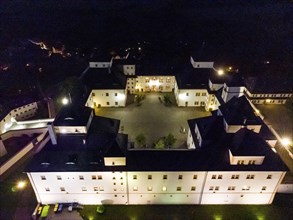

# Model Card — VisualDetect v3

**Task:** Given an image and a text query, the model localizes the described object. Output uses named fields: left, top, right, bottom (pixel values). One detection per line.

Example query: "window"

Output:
left=194, top=101, right=199, bottom=105
left=218, top=175, right=222, bottom=179
left=231, top=175, right=239, bottom=179
left=113, top=177, right=116, bottom=180
left=147, top=186, right=152, bottom=191
left=246, top=175, right=255, bottom=179
left=145, top=78, right=150, bottom=83
left=242, top=186, right=250, bottom=191
left=186, top=93, right=189, bottom=96
left=196, top=93, right=200, bottom=96
left=178, top=175, right=183, bottom=180
left=228, top=186, right=235, bottom=191
left=177, top=187, right=182, bottom=191
left=133, top=186, right=138, bottom=191
left=133, top=175, right=137, bottom=180
left=261, top=186, right=267, bottom=191
left=202, top=92, right=206, bottom=96
left=215, top=186, right=219, bottom=191
left=191, top=186, right=196, bottom=191
left=99, top=187, right=104, bottom=191
left=237, top=160, right=245, bottom=165
left=162, top=186, right=167, bottom=191
left=163, top=175, right=168, bottom=180
left=94, top=187, right=99, bottom=191
left=209, top=186, right=214, bottom=191
left=106, top=93, right=109, bottom=96
left=82, top=187, right=87, bottom=191
left=79, top=175, right=84, bottom=180
left=106, top=102, right=110, bottom=105
left=57, top=176, right=62, bottom=180
left=159, top=78, right=163, bottom=83
left=267, top=175, right=272, bottom=179
left=212, top=175, right=216, bottom=179
left=248, top=160, right=255, bottom=165
left=60, top=187, right=65, bottom=192
left=115, top=93, right=117, bottom=96
left=166, top=78, right=171, bottom=83
left=98, top=175, right=102, bottom=180
left=148, top=175, right=152, bottom=180
left=193, top=175, right=197, bottom=179
left=92, top=92, right=95, bottom=96
left=45, top=187, right=50, bottom=191
left=115, top=102, right=118, bottom=105
left=92, top=175, right=96, bottom=180
left=200, top=101, right=205, bottom=106
left=41, top=176, right=46, bottom=180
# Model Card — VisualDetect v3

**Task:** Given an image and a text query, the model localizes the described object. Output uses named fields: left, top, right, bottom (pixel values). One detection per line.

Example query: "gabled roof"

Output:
left=219, top=96, right=262, bottom=125
left=54, top=106, right=92, bottom=127
left=82, top=67, right=126, bottom=90
left=229, top=128, right=270, bottom=156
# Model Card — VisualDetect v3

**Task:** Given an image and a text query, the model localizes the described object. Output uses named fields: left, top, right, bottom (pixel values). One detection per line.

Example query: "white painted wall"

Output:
left=86, top=89, right=127, bottom=108
left=135, top=76, right=175, bottom=93
left=176, top=89, right=208, bottom=107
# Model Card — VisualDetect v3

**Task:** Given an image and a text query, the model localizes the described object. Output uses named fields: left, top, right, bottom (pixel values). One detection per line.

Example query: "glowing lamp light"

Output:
left=149, top=79, right=160, bottom=86
left=117, top=93, right=126, bottom=100
left=265, top=99, right=271, bottom=103
left=228, top=66, right=232, bottom=71
left=178, top=93, right=186, bottom=100
left=62, top=97, right=69, bottom=105
left=281, top=137, right=291, bottom=146
left=61, top=128, right=67, bottom=133
left=17, top=181, right=26, bottom=189
left=217, top=69, right=224, bottom=75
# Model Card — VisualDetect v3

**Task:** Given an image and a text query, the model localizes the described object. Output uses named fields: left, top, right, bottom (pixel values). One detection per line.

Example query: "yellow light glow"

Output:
left=228, top=66, right=232, bottom=71
left=266, top=99, right=271, bottom=103
left=217, top=69, right=224, bottom=75
left=178, top=93, right=186, bottom=100
left=117, top=93, right=126, bottom=100
left=17, top=181, right=26, bottom=189
left=255, top=109, right=260, bottom=114
left=62, top=97, right=69, bottom=105
left=149, top=79, right=160, bottom=86
left=281, top=137, right=291, bottom=146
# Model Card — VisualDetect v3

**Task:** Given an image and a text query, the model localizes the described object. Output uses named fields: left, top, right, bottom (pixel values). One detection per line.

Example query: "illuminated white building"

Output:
left=26, top=101, right=288, bottom=205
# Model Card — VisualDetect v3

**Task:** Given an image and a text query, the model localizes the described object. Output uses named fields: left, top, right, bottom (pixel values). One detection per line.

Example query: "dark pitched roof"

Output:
left=54, top=106, right=92, bottom=127
left=219, top=96, right=262, bottom=125
left=175, top=64, right=213, bottom=89
left=209, top=71, right=244, bottom=87
left=82, top=67, right=126, bottom=90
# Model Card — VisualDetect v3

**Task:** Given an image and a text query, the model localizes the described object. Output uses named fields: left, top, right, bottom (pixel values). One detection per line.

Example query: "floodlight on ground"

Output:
left=62, top=97, right=69, bottom=105
left=281, top=137, right=291, bottom=146
left=217, top=69, right=224, bottom=76
left=16, top=181, right=27, bottom=189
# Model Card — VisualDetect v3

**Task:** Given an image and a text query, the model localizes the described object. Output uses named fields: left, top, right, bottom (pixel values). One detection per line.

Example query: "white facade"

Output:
left=0, top=102, right=38, bottom=134
left=28, top=170, right=285, bottom=205
left=89, top=60, right=113, bottom=68
left=86, top=89, right=127, bottom=108
left=135, top=76, right=175, bottom=93
left=175, top=89, right=208, bottom=107
left=190, top=57, right=214, bottom=69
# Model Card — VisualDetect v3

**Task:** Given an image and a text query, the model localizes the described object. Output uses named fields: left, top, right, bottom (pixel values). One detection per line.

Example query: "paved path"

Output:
left=96, top=93, right=210, bottom=148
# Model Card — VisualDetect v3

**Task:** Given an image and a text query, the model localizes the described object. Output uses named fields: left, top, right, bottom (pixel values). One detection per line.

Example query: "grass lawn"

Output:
left=79, top=196, right=293, bottom=220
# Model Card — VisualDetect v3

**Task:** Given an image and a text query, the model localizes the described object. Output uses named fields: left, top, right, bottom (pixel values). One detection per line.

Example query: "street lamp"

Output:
left=217, top=69, right=224, bottom=76
left=281, top=137, right=291, bottom=146
left=17, top=181, right=26, bottom=189
left=62, top=97, right=69, bottom=105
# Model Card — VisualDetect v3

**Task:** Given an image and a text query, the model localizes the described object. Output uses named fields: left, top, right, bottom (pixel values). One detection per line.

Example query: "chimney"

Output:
left=47, top=122, right=57, bottom=145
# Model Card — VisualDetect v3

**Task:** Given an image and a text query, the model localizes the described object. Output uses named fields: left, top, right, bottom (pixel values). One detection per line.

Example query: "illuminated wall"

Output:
left=86, top=89, right=127, bottom=108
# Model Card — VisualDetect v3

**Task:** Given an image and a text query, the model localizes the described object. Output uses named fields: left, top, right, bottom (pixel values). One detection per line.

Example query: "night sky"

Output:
left=1, top=1, right=293, bottom=60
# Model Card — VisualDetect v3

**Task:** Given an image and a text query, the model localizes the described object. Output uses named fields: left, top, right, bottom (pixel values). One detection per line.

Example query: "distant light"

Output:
left=61, top=128, right=67, bottom=133
left=217, top=69, right=224, bottom=75
left=228, top=66, right=232, bottom=71
left=26, top=63, right=30, bottom=67
left=265, top=99, right=271, bottom=103
left=138, top=47, right=141, bottom=51
left=281, top=137, right=291, bottom=146
left=62, top=97, right=69, bottom=105
left=17, top=181, right=26, bottom=189
left=265, top=61, right=270, bottom=64
left=117, top=93, right=126, bottom=100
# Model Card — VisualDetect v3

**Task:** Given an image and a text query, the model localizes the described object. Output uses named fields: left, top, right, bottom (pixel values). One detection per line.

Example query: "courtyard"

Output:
left=95, top=93, right=211, bottom=148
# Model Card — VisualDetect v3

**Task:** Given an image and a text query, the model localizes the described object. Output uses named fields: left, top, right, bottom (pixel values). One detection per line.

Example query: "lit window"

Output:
left=99, top=187, right=104, bottom=191
left=162, top=186, right=167, bottom=191
left=41, top=176, right=46, bottom=180
left=82, top=187, right=87, bottom=191
left=133, top=186, right=138, bottom=191
left=242, top=186, right=250, bottom=191
left=147, top=186, right=152, bottom=191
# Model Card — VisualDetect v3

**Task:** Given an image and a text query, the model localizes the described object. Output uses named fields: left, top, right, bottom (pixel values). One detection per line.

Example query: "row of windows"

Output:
left=209, top=186, right=267, bottom=191
left=211, top=174, right=272, bottom=180
left=252, top=94, right=291, bottom=98
left=185, top=101, right=205, bottom=106
left=41, top=174, right=273, bottom=181
left=92, top=92, right=120, bottom=97
left=186, top=92, right=206, bottom=96
left=133, top=186, right=196, bottom=192
left=133, top=174, right=197, bottom=180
